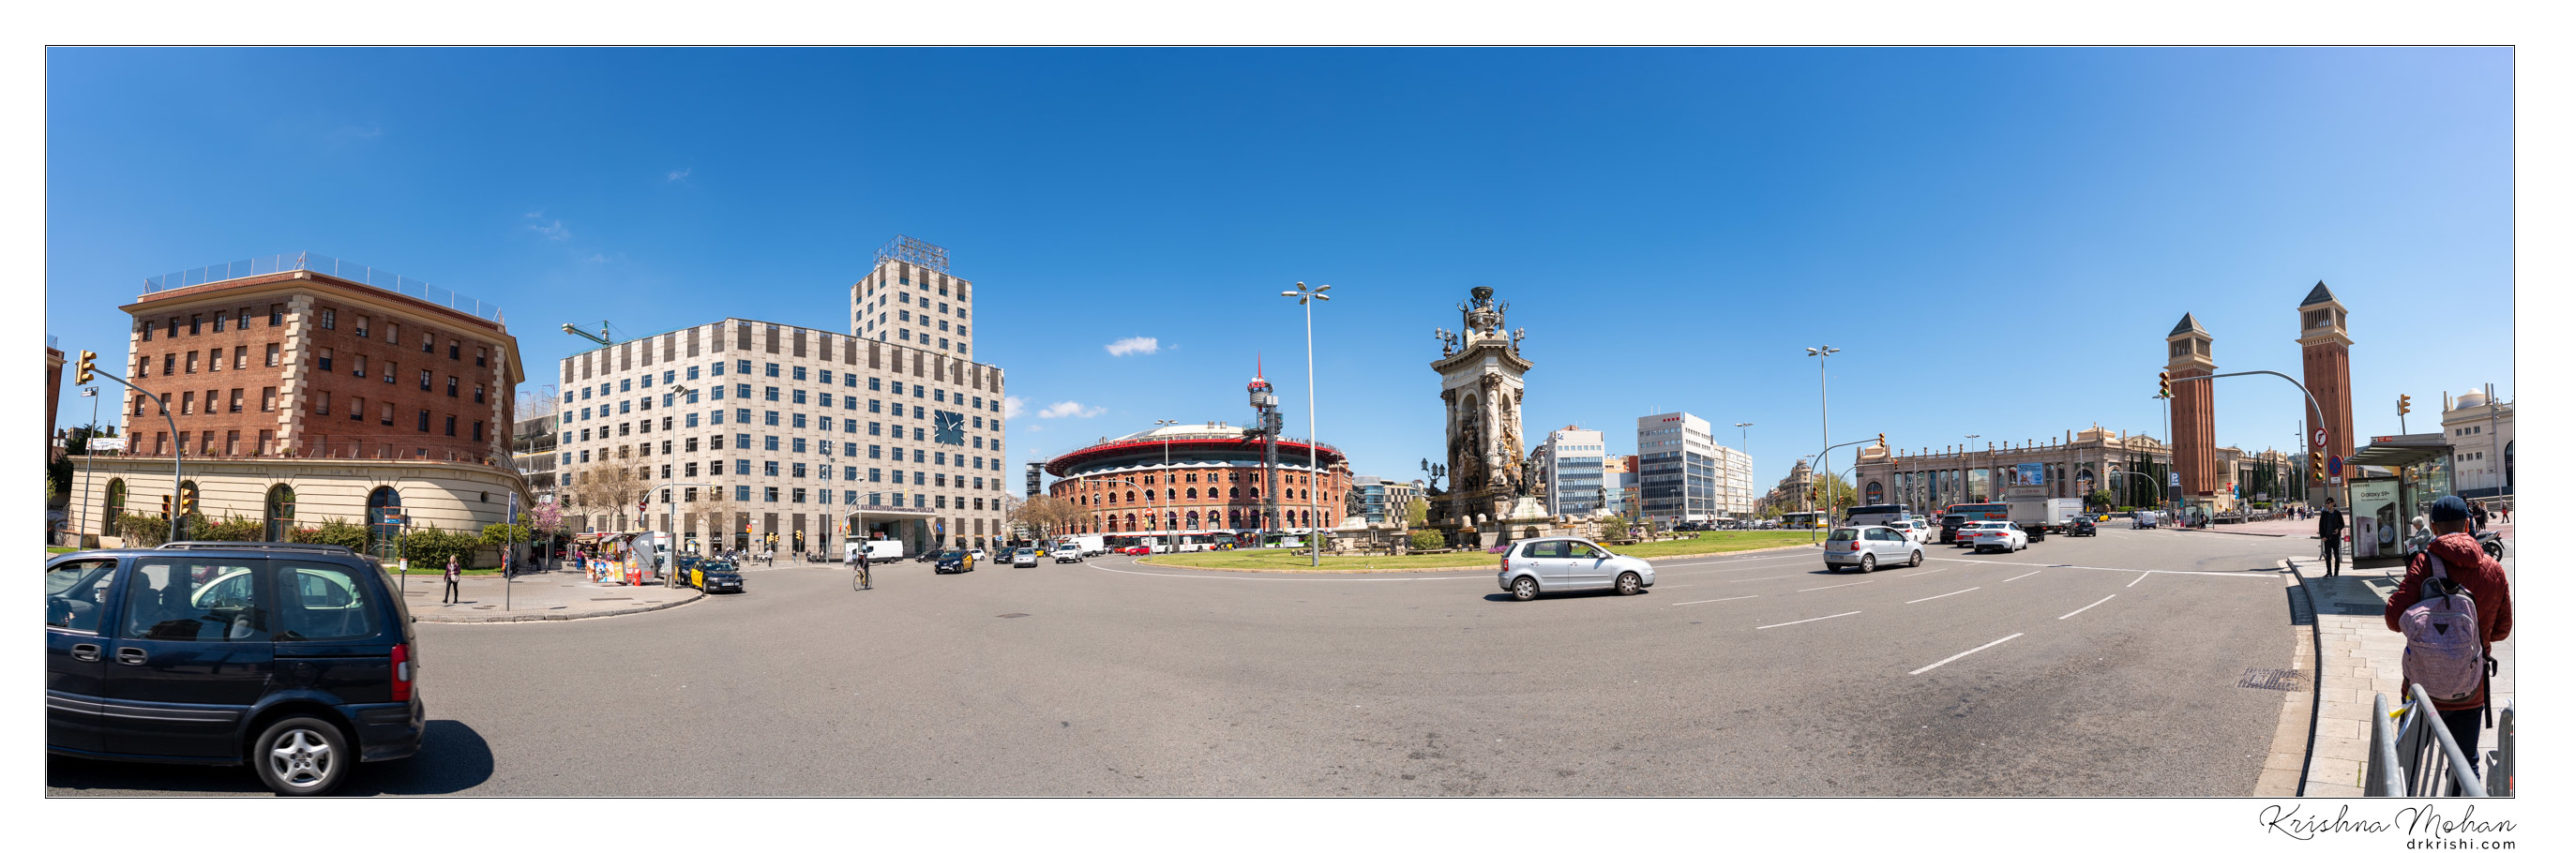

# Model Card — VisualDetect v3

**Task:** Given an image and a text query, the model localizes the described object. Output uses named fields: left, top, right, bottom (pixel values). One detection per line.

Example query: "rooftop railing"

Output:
left=143, top=253, right=504, bottom=324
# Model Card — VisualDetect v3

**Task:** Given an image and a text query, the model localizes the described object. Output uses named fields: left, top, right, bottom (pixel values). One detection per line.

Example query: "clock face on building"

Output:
left=933, top=410, right=966, bottom=445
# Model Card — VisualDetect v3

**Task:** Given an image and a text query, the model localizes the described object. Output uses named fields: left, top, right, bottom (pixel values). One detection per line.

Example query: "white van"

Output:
left=1053, top=545, right=1082, bottom=563
left=859, top=540, right=907, bottom=562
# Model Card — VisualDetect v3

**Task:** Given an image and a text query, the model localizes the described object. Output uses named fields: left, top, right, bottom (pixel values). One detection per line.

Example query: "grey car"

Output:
left=1497, top=537, right=1656, bottom=601
left=1824, top=525, right=1923, bottom=572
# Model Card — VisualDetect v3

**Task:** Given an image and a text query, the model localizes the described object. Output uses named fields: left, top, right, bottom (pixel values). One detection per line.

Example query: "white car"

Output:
left=1884, top=519, right=1932, bottom=545
left=968, top=549, right=988, bottom=564
left=1970, top=521, right=2029, bottom=553
left=1824, top=525, right=1924, bottom=572
left=1498, top=536, right=1655, bottom=601
left=1053, top=546, right=1082, bottom=563
left=1011, top=549, right=1038, bottom=568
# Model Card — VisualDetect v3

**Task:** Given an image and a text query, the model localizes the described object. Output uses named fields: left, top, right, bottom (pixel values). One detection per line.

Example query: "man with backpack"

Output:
left=2317, top=498, right=2347, bottom=577
left=2383, top=495, right=2513, bottom=772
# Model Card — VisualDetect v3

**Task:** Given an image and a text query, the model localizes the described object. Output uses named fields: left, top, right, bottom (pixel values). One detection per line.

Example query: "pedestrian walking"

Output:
left=2383, top=495, right=2513, bottom=773
left=2469, top=499, right=2488, bottom=535
left=2317, top=498, right=2346, bottom=577
left=441, top=554, right=462, bottom=604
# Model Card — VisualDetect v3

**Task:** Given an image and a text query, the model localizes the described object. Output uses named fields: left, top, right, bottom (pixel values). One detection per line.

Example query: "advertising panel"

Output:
left=2349, top=478, right=2399, bottom=560
left=2017, top=463, right=2045, bottom=486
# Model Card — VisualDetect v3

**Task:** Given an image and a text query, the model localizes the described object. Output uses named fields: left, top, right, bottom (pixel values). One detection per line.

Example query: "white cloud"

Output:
left=1003, top=396, right=1025, bottom=418
left=523, top=212, right=571, bottom=241
left=666, top=167, right=692, bottom=182
left=1026, top=424, right=1044, bottom=432
left=1038, top=401, right=1105, bottom=419
left=1106, top=337, right=1159, bottom=357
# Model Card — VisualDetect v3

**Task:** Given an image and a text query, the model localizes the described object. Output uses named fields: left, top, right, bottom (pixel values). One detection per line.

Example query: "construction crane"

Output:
left=562, top=320, right=614, bottom=347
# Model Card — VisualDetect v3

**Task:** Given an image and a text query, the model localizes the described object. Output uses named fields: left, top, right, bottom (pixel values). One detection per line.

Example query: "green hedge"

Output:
left=1409, top=529, right=1445, bottom=550
left=286, top=518, right=370, bottom=551
left=116, top=512, right=169, bottom=547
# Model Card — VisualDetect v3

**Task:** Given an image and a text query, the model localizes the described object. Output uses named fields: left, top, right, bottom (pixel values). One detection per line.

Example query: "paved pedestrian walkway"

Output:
left=400, top=569, right=701, bottom=623
left=2177, top=516, right=2514, bottom=541
left=2283, top=552, right=2516, bottom=797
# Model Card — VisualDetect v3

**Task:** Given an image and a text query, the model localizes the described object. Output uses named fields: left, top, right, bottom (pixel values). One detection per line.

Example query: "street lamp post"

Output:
left=1807, top=346, right=1838, bottom=521
left=77, top=386, right=98, bottom=546
left=1283, top=282, right=1331, bottom=567
left=1154, top=419, right=1177, bottom=551
left=1963, top=434, right=1980, bottom=502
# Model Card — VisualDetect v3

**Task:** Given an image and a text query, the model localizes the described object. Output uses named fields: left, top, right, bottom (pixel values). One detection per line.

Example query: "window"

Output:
left=422, top=331, right=435, bottom=353
left=449, top=340, right=460, bottom=360
left=764, top=411, right=779, bottom=426
left=793, top=366, right=807, bottom=381
left=447, top=377, right=459, bottom=397
left=472, top=421, right=484, bottom=442
left=792, top=463, right=807, bottom=478
left=736, top=486, right=750, bottom=501
left=419, top=411, right=431, bottom=432
left=766, top=487, right=781, bottom=502
left=316, top=348, right=332, bottom=371
left=386, top=323, right=399, bottom=344
left=765, top=363, right=779, bottom=378
left=270, top=304, right=284, bottom=326
left=420, top=369, right=431, bottom=391
left=265, top=343, right=280, bottom=367
left=350, top=396, right=364, bottom=421
left=125, top=560, right=265, bottom=642
left=260, top=387, right=276, bottom=412
left=765, top=435, right=780, bottom=451
left=792, top=413, right=808, bottom=429
left=319, top=309, right=334, bottom=331
left=765, top=461, right=780, bottom=477
left=316, top=391, right=331, bottom=416
left=355, top=315, right=370, bottom=338
left=187, top=351, right=199, bottom=374
left=213, top=312, right=226, bottom=333
left=475, top=385, right=485, bottom=404
left=385, top=361, right=397, bottom=384
left=765, top=386, right=780, bottom=402
left=710, top=460, right=725, bottom=475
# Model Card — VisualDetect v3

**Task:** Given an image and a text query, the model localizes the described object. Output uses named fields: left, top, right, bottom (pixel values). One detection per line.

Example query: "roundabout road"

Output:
left=50, top=529, right=2301, bottom=796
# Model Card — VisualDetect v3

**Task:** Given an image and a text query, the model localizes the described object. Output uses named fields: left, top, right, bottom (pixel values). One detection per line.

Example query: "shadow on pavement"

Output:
left=48, top=719, right=494, bottom=797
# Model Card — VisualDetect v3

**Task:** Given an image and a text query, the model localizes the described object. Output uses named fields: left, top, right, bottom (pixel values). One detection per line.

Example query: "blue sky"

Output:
left=44, top=47, right=2514, bottom=495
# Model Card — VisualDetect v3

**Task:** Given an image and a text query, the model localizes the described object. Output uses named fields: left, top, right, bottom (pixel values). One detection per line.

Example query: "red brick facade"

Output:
left=2298, top=285, right=2354, bottom=484
left=1048, top=461, right=1354, bottom=536
left=118, top=271, right=521, bottom=466
left=2166, top=315, right=2217, bottom=502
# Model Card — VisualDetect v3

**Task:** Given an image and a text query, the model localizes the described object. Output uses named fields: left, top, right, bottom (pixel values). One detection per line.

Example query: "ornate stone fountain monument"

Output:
left=1428, top=286, right=1553, bottom=548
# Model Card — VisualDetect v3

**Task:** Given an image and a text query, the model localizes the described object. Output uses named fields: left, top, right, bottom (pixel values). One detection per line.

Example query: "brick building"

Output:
left=1044, top=423, right=1354, bottom=542
left=67, top=255, right=528, bottom=556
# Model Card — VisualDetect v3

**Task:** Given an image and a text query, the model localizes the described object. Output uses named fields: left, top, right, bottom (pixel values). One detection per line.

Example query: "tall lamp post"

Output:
left=1154, top=418, right=1178, bottom=550
left=1807, top=346, right=1838, bottom=522
left=77, top=385, right=98, bottom=546
left=1963, top=434, right=1981, bottom=502
left=1733, top=422, right=1753, bottom=523
left=1283, top=282, right=1331, bottom=567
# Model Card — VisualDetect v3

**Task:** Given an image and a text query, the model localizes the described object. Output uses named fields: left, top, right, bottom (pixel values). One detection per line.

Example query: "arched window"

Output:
left=1186, top=511, right=1200, bottom=530
left=366, top=486, right=403, bottom=559
left=102, top=478, right=126, bottom=536
left=1208, top=486, right=1220, bottom=499
left=1285, top=488, right=1295, bottom=500
left=1145, top=489, right=1156, bottom=502
left=1122, top=513, right=1135, bottom=531
left=1209, top=510, right=1222, bottom=528
left=264, top=483, right=296, bottom=541
left=1106, top=492, right=1117, bottom=505
left=1125, top=491, right=1136, bottom=504
left=1186, top=488, right=1197, bottom=500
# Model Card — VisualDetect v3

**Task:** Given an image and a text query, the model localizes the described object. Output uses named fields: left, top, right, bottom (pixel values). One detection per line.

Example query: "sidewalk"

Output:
left=397, top=568, right=702, bottom=623
left=2176, top=516, right=2514, bottom=541
left=2283, top=552, right=2517, bottom=797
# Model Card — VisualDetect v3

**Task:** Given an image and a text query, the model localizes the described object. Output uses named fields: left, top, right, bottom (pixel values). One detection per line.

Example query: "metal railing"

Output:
left=2367, top=685, right=2488, bottom=796
left=142, top=253, right=504, bottom=324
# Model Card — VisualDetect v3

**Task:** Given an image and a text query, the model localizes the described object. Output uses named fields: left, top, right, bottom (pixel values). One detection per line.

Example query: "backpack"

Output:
left=2399, top=552, right=2486, bottom=705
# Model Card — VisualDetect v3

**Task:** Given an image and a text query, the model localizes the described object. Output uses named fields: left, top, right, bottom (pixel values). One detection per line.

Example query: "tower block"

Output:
left=2297, top=282, right=2354, bottom=504
left=2166, top=313, right=2218, bottom=509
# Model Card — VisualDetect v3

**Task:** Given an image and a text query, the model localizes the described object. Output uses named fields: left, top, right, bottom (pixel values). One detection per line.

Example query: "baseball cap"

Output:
left=2429, top=495, right=2472, bottom=525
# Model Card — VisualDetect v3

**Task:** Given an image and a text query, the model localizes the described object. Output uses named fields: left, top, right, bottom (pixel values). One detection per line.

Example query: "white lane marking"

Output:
left=1757, top=610, right=1861, bottom=630
left=1086, top=563, right=1480, bottom=582
left=1905, top=586, right=1979, bottom=604
left=2058, top=594, right=2116, bottom=620
left=1905, top=567, right=1947, bottom=576
left=2126, top=572, right=2150, bottom=588
left=1909, top=632, right=2026, bottom=675
left=1798, top=580, right=1873, bottom=592
left=1672, top=595, right=1758, bottom=607
left=2002, top=571, right=2040, bottom=583
left=1932, top=558, right=2274, bottom=578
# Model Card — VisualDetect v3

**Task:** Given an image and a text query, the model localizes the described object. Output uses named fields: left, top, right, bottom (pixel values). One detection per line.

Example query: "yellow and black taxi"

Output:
left=687, top=559, right=745, bottom=594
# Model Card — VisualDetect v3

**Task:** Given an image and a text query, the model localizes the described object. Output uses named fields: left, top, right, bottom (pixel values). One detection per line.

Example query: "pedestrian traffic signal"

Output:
left=76, top=350, right=95, bottom=385
left=2397, top=394, right=2412, bottom=416
left=2158, top=371, right=2172, bottom=398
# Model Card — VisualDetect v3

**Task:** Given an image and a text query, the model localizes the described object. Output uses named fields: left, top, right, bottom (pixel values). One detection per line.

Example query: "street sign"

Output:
left=2327, top=456, right=2342, bottom=478
left=90, top=436, right=125, bottom=451
left=2169, top=472, right=2181, bottom=488
left=2311, top=427, right=2328, bottom=448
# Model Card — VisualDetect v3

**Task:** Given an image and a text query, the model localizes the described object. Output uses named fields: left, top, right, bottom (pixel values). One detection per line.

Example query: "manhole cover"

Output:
left=996, top=612, right=1030, bottom=619
left=2240, top=668, right=2304, bottom=691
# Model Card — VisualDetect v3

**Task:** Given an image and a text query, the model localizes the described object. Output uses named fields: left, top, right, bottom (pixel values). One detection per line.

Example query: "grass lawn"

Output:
left=1604, top=531, right=1819, bottom=558
left=46, top=545, right=78, bottom=555
left=1138, top=550, right=1497, bottom=571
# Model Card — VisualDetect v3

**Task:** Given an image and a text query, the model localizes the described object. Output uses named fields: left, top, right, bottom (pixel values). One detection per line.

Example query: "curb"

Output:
left=2276, top=556, right=2322, bottom=797
left=1132, top=542, right=1819, bottom=574
left=417, top=589, right=706, bottom=624
left=2165, top=527, right=2298, bottom=538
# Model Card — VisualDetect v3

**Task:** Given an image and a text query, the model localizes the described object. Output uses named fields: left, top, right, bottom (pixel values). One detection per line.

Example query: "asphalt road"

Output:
left=50, top=525, right=2310, bottom=796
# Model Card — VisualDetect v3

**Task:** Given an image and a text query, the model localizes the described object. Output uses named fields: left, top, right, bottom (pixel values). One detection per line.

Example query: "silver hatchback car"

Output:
left=1824, top=524, right=1924, bottom=572
left=1498, top=537, right=1655, bottom=601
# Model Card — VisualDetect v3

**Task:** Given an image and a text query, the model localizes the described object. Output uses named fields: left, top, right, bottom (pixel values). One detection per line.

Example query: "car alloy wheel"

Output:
left=1511, top=576, right=1540, bottom=601
left=1616, top=571, right=1642, bottom=595
left=1859, top=554, right=1876, bottom=573
left=254, top=715, right=348, bottom=796
left=1908, top=547, right=1924, bottom=567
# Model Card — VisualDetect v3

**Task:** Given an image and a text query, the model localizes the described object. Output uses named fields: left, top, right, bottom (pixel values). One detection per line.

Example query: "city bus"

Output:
left=1841, top=503, right=1919, bottom=527
left=1780, top=511, right=1828, bottom=530
left=1935, top=502, right=2010, bottom=544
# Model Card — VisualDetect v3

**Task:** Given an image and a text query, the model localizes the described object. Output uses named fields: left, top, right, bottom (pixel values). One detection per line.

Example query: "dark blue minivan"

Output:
left=45, top=542, right=422, bottom=795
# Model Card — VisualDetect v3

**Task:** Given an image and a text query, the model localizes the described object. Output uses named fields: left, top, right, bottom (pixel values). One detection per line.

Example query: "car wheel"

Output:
left=1511, top=576, right=1540, bottom=602
left=2485, top=542, right=2502, bottom=560
left=1908, top=547, right=1924, bottom=568
left=1859, top=554, right=1876, bottom=574
left=1616, top=571, right=1642, bottom=595
left=253, top=715, right=349, bottom=796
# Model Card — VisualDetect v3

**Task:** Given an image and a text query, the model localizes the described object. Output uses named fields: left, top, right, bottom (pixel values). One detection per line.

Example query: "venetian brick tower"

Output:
left=2166, top=313, right=2217, bottom=507
left=2297, top=281, right=2354, bottom=503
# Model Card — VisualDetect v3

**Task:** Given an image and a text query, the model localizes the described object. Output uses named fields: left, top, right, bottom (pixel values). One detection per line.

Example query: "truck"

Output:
left=857, top=539, right=907, bottom=563
left=1064, top=534, right=1105, bottom=556
left=2005, top=497, right=2084, bottom=542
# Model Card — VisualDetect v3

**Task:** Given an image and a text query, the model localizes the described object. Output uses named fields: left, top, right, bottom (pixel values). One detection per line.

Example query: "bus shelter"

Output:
left=2340, top=434, right=2455, bottom=571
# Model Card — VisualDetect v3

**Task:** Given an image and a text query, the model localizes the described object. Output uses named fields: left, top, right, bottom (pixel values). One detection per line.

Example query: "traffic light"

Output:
left=75, top=350, right=95, bottom=385
left=179, top=489, right=194, bottom=516
left=2309, top=449, right=2325, bottom=483
left=2157, top=371, right=2172, bottom=398
left=1877, top=433, right=1887, bottom=448
left=161, top=495, right=172, bottom=517
left=2398, top=394, right=2412, bottom=416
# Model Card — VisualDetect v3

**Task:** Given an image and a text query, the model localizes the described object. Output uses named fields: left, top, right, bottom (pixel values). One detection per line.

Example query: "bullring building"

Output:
left=1043, top=422, right=1352, bottom=544
left=554, top=238, right=1006, bottom=555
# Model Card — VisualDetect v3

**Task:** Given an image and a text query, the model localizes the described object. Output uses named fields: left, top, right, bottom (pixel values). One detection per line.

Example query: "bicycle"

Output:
left=853, top=558, right=872, bottom=590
